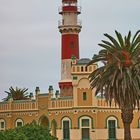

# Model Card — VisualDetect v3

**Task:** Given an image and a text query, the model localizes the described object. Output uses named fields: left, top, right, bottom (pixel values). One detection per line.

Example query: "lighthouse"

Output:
left=58, top=0, right=82, bottom=96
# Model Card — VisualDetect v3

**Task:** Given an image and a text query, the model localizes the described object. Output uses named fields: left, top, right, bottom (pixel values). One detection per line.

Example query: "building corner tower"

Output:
left=58, top=0, right=82, bottom=97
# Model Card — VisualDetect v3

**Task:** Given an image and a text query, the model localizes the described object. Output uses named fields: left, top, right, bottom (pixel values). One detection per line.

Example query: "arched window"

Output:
left=61, top=117, right=71, bottom=140
left=0, top=119, right=6, bottom=130
left=107, top=116, right=118, bottom=139
left=15, top=118, right=24, bottom=127
left=79, top=116, right=92, bottom=140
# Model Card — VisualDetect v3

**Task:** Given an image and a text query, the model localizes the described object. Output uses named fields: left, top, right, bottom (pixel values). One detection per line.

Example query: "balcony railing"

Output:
left=48, top=98, right=73, bottom=109
left=0, top=100, right=38, bottom=112
left=58, top=19, right=82, bottom=27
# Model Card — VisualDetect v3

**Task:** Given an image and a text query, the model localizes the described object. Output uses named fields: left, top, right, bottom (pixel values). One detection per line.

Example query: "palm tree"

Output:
left=3, top=86, right=29, bottom=101
left=88, top=30, right=140, bottom=140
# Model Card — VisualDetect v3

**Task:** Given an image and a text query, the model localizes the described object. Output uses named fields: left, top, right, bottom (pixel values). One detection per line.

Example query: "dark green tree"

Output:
left=0, top=123, right=57, bottom=140
left=3, top=86, right=29, bottom=101
left=88, top=30, right=140, bottom=140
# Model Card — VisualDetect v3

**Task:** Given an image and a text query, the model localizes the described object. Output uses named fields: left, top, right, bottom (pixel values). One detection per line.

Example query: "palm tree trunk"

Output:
left=121, top=108, right=133, bottom=140
left=124, top=122, right=131, bottom=140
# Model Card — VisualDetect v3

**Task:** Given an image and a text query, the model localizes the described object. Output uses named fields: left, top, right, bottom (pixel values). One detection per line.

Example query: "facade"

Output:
left=0, top=0, right=140, bottom=140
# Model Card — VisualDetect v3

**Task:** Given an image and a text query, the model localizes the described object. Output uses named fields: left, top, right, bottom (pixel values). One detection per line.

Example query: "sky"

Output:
left=0, top=0, right=140, bottom=100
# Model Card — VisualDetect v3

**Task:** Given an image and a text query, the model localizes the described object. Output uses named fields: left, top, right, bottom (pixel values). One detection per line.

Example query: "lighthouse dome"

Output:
left=77, top=58, right=91, bottom=65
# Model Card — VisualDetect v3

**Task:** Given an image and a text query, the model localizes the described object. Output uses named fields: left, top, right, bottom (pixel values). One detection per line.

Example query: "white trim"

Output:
left=107, top=116, right=117, bottom=128
left=62, top=117, right=70, bottom=140
left=62, top=117, right=71, bottom=129
left=15, top=119, right=24, bottom=127
left=80, top=116, right=91, bottom=140
left=80, top=116, right=91, bottom=128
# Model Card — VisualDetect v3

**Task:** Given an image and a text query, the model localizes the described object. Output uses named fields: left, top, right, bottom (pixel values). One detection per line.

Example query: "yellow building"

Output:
left=0, top=0, right=140, bottom=140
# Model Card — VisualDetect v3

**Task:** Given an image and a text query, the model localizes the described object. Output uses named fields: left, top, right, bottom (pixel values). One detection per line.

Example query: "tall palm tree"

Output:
left=88, top=30, right=140, bottom=140
left=3, top=86, right=29, bottom=101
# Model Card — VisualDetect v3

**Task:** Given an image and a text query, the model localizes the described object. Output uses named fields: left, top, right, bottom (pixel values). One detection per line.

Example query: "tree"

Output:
left=88, top=30, right=140, bottom=140
left=0, top=123, right=57, bottom=140
left=3, top=86, right=29, bottom=101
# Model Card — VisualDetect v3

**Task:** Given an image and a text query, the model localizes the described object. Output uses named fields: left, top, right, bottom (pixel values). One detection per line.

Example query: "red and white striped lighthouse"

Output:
left=58, top=0, right=82, bottom=96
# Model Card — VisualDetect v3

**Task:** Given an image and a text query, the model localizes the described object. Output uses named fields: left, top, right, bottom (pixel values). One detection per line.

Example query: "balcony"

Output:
left=48, top=97, right=73, bottom=109
left=58, top=19, right=82, bottom=27
left=0, top=100, right=38, bottom=113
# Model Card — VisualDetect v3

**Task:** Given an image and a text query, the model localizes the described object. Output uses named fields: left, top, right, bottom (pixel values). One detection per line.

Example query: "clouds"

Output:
left=0, top=0, right=60, bottom=99
left=0, top=0, right=140, bottom=99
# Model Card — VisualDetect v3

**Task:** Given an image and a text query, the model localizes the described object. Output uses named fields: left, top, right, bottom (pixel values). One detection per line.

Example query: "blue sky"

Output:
left=0, top=0, right=140, bottom=100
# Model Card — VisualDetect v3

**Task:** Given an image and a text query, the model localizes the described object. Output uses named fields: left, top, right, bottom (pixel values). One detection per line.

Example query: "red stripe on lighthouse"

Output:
left=62, top=34, right=79, bottom=59
left=63, top=6, right=77, bottom=12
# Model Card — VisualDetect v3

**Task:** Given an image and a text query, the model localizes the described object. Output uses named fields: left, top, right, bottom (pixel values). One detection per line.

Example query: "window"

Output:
left=73, top=76, right=77, bottom=80
left=108, top=120, right=116, bottom=139
left=17, top=122, right=22, bottom=127
left=83, top=92, right=87, bottom=100
left=138, top=118, right=140, bottom=128
left=62, top=19, right=64, bottom=25
left=63, top=121, right=70, bottom=140
left=82, top=128, right=90, bottom=139
left=15, top=119, right=24, bottom=127
left=81, top=118, right=90, bottom=140
left=62, top=117, right=71, bottom=140
left=82, top=119, right=89, bottom=127
left=107, top=117, right=117, bottom=139
left=0, top=119, right=5, bottom=130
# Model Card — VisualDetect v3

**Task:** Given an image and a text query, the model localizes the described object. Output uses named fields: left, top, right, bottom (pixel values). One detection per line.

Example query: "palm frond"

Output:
left=88, top=30, right=140, bottom=109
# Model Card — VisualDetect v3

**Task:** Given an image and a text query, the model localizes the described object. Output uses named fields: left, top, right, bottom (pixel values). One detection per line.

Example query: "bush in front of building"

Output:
left=0, top=123, right=57, bottom=140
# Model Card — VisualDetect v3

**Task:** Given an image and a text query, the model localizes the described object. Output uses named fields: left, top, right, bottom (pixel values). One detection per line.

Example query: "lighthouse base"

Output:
left=59, top=81, right=73, bottom=97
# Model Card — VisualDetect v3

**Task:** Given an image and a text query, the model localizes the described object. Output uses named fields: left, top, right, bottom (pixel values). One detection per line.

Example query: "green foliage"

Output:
left=0, top=123, right=57, bottom=140
left=88, top=30, right=140, bottom=109
left=3, top=86, right=29, bottom=101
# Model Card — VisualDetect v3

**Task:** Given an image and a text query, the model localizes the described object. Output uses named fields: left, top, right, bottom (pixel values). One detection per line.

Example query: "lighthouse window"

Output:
left=62, top=19, right=64, bottom=25
left=70, top=42, right=75, bottom=48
